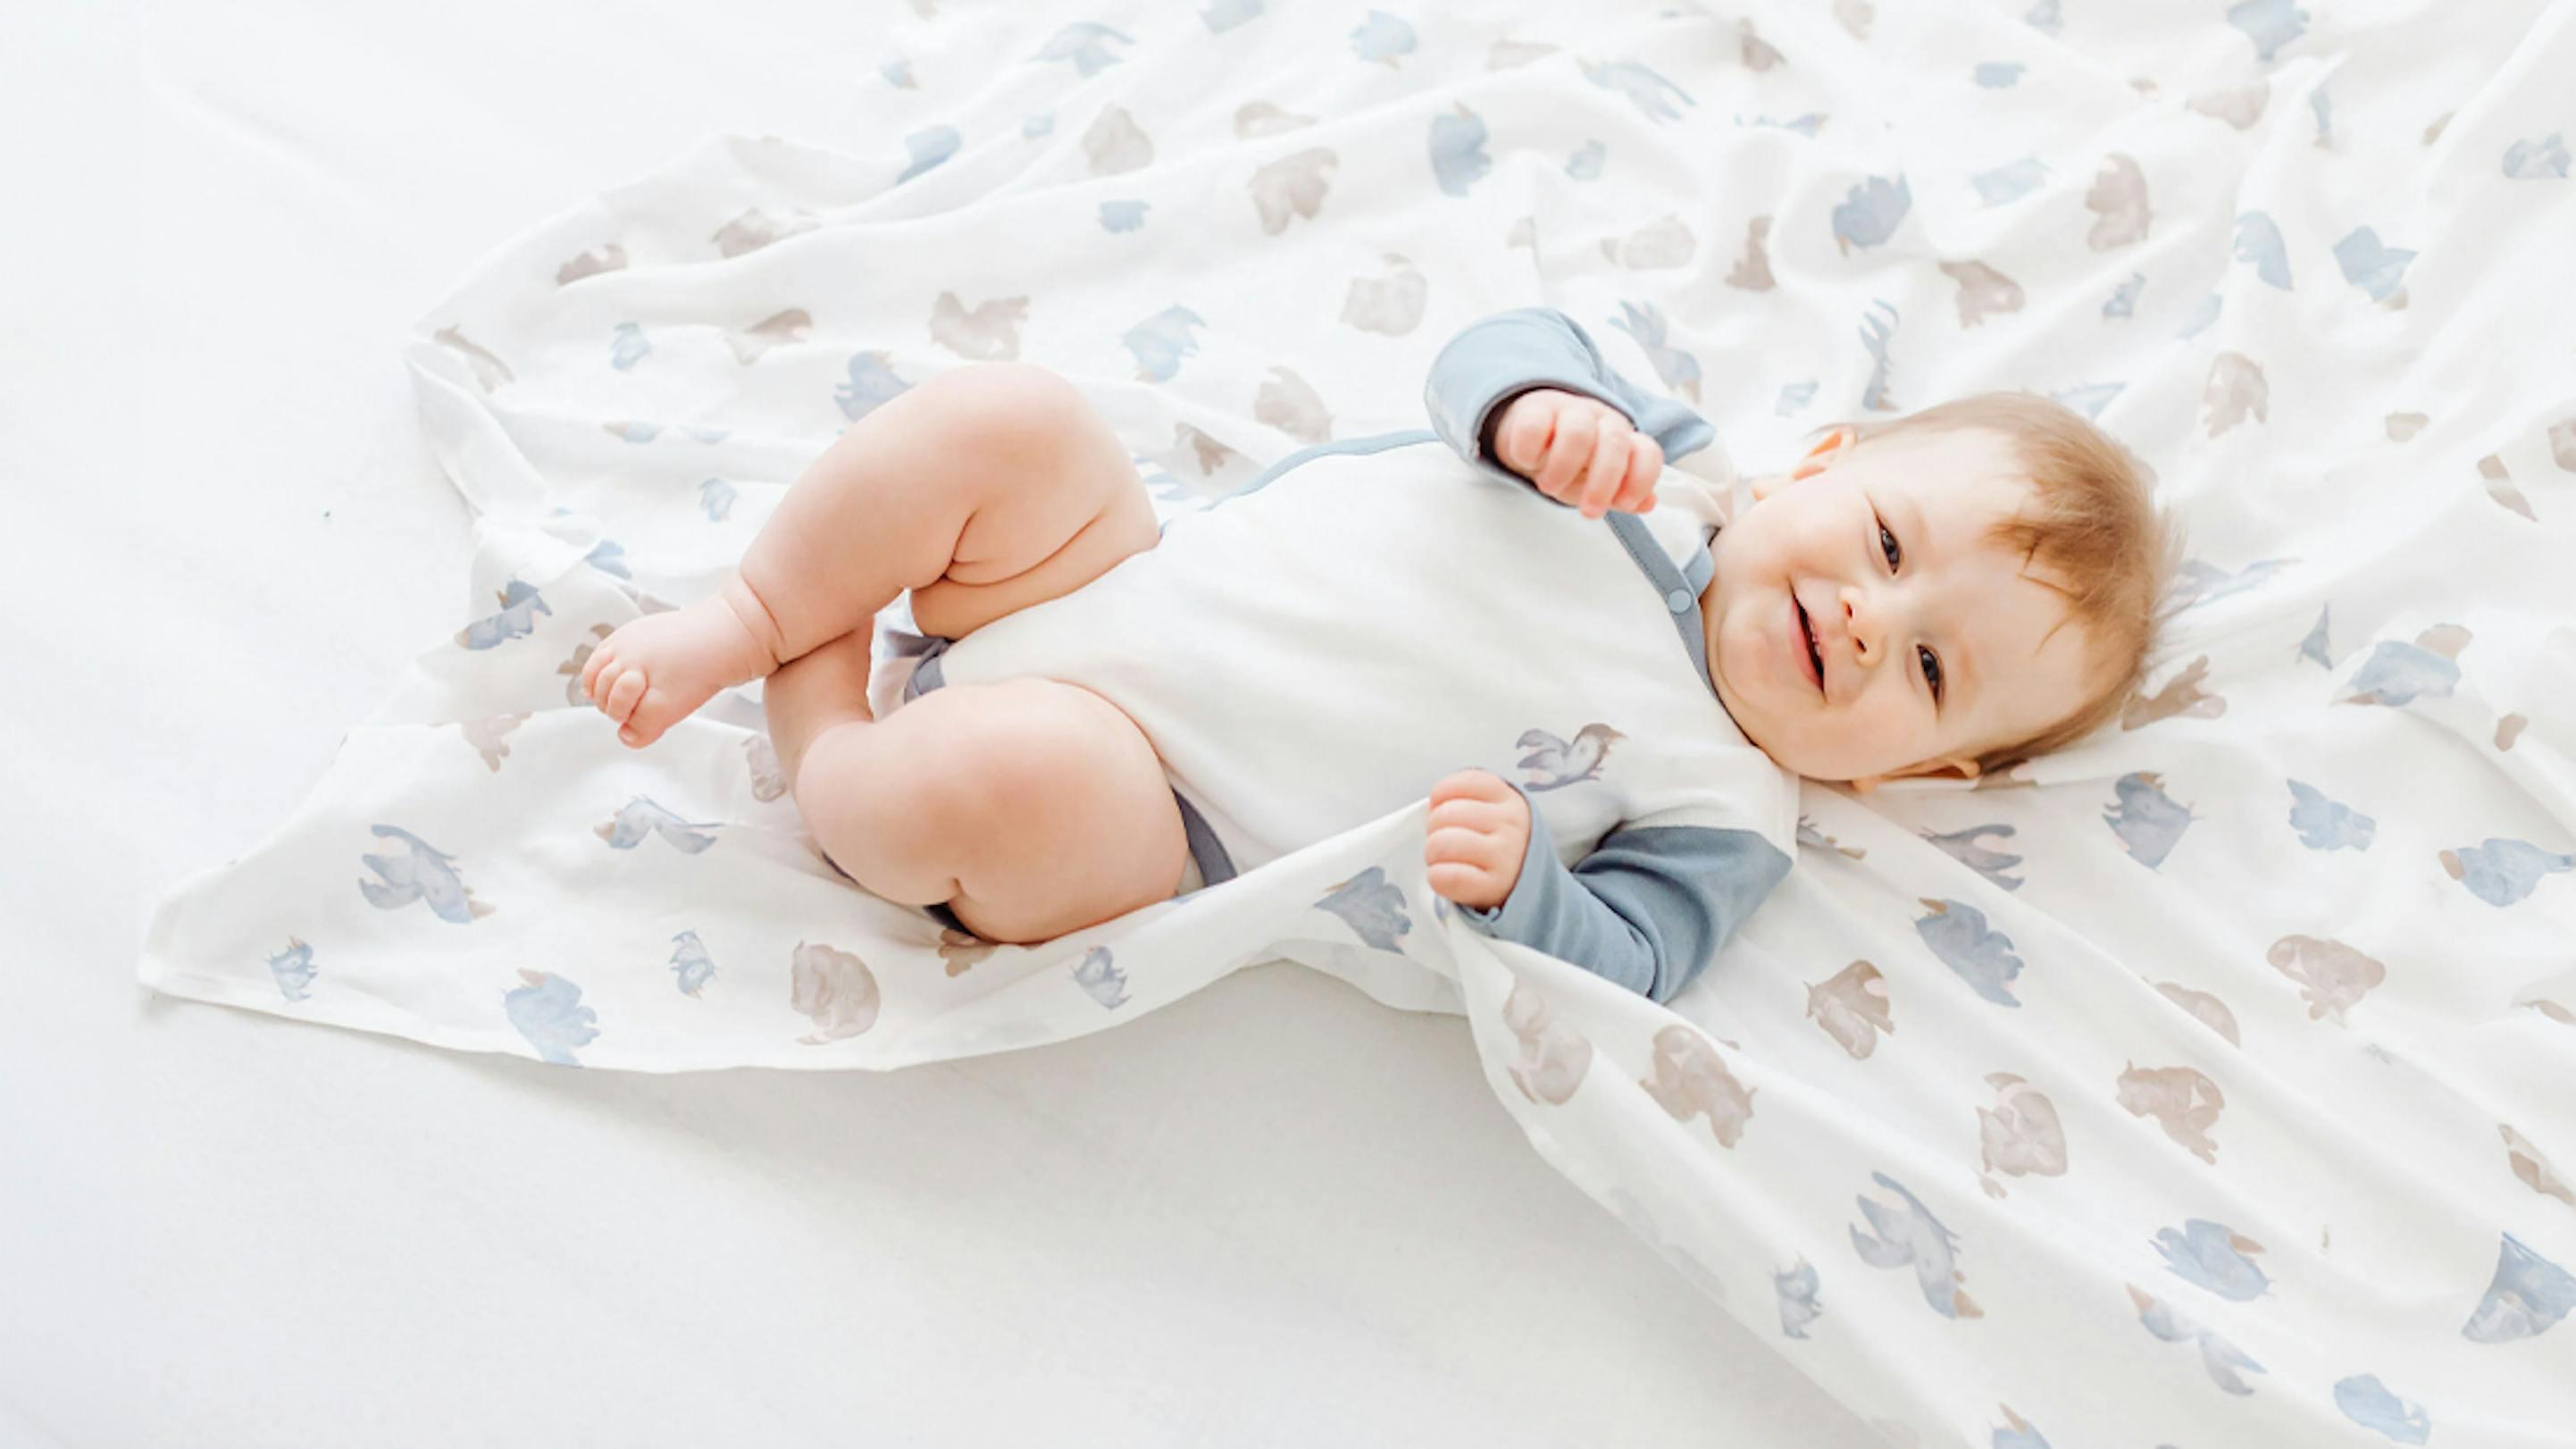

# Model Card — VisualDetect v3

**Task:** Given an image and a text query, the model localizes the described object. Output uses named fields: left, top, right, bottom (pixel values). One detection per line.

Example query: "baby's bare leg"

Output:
left=583, top=361, right=1153, bottom=750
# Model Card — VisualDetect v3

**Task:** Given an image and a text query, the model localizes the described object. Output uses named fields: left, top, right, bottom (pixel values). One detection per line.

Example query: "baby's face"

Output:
left=1699, top=425, right=2099, bottom=789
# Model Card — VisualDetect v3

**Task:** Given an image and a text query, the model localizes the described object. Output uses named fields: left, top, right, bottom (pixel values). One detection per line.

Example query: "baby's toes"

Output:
left=605, top=666, right=650, bottom=724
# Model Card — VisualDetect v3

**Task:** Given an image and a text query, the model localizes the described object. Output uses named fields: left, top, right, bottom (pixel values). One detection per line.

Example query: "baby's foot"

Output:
left=581, top=591, right=777, bottom=748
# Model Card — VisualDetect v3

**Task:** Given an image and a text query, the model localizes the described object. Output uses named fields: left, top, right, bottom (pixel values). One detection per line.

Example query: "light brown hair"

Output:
left=1817, top=394, right=2186, bottom=776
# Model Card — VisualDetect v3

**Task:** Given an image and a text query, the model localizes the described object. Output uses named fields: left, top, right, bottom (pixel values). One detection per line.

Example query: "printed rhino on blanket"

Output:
left=790, top=940, right=880, bottom=1043
left=1640, top=1026, right=1755, bottom=1146
left=357, top=825, right=496, bottom=923
left=1516, top=723, right=1624, bottom=790
left=1502, top=979, right=1591, bottom=1105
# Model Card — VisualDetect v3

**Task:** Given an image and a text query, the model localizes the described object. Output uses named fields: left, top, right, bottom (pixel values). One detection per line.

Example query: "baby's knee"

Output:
left=909, top=361, right=1091, bottom=467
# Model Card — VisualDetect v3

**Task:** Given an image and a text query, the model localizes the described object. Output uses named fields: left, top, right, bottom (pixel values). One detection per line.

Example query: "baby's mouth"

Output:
left=1797, top=601, right=1823, bottom=694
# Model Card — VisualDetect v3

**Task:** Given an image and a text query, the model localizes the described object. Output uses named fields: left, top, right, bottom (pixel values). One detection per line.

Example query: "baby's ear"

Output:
left=1787, top=425, right=1859, bottom=482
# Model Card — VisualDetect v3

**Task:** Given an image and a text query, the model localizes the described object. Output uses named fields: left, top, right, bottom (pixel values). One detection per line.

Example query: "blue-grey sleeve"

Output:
left=1422, top=306, right=1717, bottom=490
left=1451, top=779, right=1794, bottom=1004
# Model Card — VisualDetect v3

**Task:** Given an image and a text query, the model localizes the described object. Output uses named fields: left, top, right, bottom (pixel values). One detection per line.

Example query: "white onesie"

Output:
left=883, top=306, right=1801, bottom=1003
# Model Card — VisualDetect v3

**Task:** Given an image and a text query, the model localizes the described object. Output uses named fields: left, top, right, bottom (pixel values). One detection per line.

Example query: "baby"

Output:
left=580, top=306, right=2177, bottom=1002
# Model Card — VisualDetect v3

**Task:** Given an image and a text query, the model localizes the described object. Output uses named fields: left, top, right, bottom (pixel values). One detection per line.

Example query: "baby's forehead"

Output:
left=1870, top=428, right=2042, bottom=535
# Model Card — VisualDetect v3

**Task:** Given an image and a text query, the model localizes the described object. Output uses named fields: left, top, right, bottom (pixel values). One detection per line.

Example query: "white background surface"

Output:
left=0, top=3, right=1873, bottom=1444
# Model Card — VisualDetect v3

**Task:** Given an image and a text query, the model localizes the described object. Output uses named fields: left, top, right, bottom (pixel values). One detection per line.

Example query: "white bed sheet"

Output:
left=0, top=1, right=1875, bottom=1445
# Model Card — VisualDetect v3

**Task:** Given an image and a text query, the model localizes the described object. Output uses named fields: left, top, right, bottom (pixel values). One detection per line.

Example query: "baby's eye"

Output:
left=1919, top=645, right=1944, bottom=704
left=1878, top=520, right=1901, bottom=571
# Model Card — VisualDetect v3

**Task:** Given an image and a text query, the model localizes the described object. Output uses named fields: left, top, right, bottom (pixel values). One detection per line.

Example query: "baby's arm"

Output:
left=1443, top=774, right=1792, bottom=1004
left=1422, top=306, right=1718, bottom=480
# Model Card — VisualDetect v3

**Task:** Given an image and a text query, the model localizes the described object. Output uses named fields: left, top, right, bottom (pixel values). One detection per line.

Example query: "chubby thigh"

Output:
left=852, top=674, right=1191, bottom=942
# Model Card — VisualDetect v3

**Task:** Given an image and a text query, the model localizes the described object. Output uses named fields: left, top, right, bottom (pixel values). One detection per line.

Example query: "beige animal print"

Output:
left=1250, top=147, right=1337, bottom=233
left=432, top=326, right=515, bottom=392
left=2155, top=982, right=2244, bottom=1046
left=2204, top=352, right=2268, bottom=436
left=1725, top=216, right=1775, bottom=290
left=2086, top=154, right=2153, bottom=249
left=2499, top=714, right=2529, bottom=750
left=1233, top=101, right=1315, bottom=137
left=2189, top=83, right=2269, bottom=130
left=1502, top=979, right=1593, bottom=1105
left=789, top=941, right=882, bottom=1043
left=2501, top=1123, right=2576, bottom=1207
left=725, top=308, right=812, bottom=365
left=1342, top=253, right=1427, bottom=334
left=714, top=206, right=818, bottom=258
left=555, top=241, right=629, bottom=285
left=2118, top=1063, right=2226, bottom=1163
left=1641, top=1026, right=1758, bottom=1147
left=1083, top=105, right=1154, bottom=174
left=2479, top=454, right=2538, bottom=521
left=1255, top=365, right=1333, bottom=443
left=1602, top=214, right=1695, bottom=270
left=2386, top=411, right=2428, bottom=440
left=1807, top=960, right=1894, bottom=1059
left=2265, top=934, right=2387, bottom=1023
left=1940, top=260, right=2025, bottom=327
left=1977, top=1073, right=2068, bottom=1197
left=2122, top=655, right=2228, bottom=728
left=460, top=712, right=530, bottom=774
left=929, top=292, right=1027, bottom=359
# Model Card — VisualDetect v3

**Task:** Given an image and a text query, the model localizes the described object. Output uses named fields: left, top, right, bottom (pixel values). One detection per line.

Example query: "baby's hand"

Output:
left=1493, top=389, right=1662, bottom=519
left=1425, top=769, right=1533, bottom=913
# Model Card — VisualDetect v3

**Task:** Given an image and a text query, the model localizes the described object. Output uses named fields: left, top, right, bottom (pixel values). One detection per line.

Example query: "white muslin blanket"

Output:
left=139, top=2, right=2576, bottom=1444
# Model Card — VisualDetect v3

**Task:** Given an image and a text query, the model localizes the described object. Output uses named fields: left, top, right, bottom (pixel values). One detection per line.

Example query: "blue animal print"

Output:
left=1428, top=105, right=1492, bottom=197
left=897, top=125, right=961, bottom=185
left=834, top=352, right=912, bottom=422
left=1317, top=866, right=1414, bottom=951
left=2103, top=272, right=2145, bottom=318
left=357, top=825, right=494, bottom=924
left=2503, top=133, right=2570, bottom=179
left=1517, top=724, right=1624, bottom=791
left=2337, top=628, right=2464, bottom=706
left=1970, top=157, right=2049, bottom=207
left=2129, top=1286, right=2267, bottom=1394
left=2298, top=604, right=2333, bottom=667
left=597, top=798, right=722, bottom=853
left=1577, top=59, right=1696, bottom=124
left=1831, top=174, right=1911, bottom=252
left=1858, top=300, right=1900, bottom=411
left=2441, top=838, right=2576, bottom=907
left=1775, top=1260, right=1823, bottom=1337
left=1199, top=0, right=1261, bottom=33
left=1849, top=1172, right=1980, bottom=1318
left=2334, top=1374, right=2430, bottom=1445
left=583, top=539, right=631, bottom=580
left=610, top=322, right=650, bottom=370
left=1100, top=199, right=1150, bottom=232
left=669, top=930, right=717, bottom=996
left=1348, top=10, right=1414, bottom=66
left=2154, top=1219, right=2271, bottom=1300
left=2024, top=0, right=2061, bottom=34
left=1123, top=305, right=1208, bottom=382
left=456, top=580, right=552, bottom=650
left=266, top=936, right=319, bottom=1001
left=2233, top=212, right=2293, bottom=289
left=2105, top=773, right=2194, bottom=867
left=1973, top=62, right=2024, bottom=88
left=2462, top=1232, right=2576, bottom=1342
left=2227, top=0, right=2309, bottom=61
left=1921, top=824, right=2025, bottom=891
left=1034, top=21, right=1133, bottom=76
left=2335, top=227, right=2415, bottom=303
left=504, top=968, right=599, bottom=1066
left=1074, top=944, right=1129, bottom=1009
left=1915, top=898, right=2026, bottom=1006
left=1566, top=139, right=1605, bottom=180
left=1609, top=300, right=1702, bottom=401
left=1777, top=380, right=1819, bottom=415
left=2287, top=780, right=2375, bottom=850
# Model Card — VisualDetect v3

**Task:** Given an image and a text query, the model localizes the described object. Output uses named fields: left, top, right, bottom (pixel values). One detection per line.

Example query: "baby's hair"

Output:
left=1810, top=394, right=2187, bottom=777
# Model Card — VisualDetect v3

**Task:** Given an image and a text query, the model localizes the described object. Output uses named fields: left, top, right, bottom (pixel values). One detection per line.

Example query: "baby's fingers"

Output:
left=1610, top=437, right=1663, bottom=514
